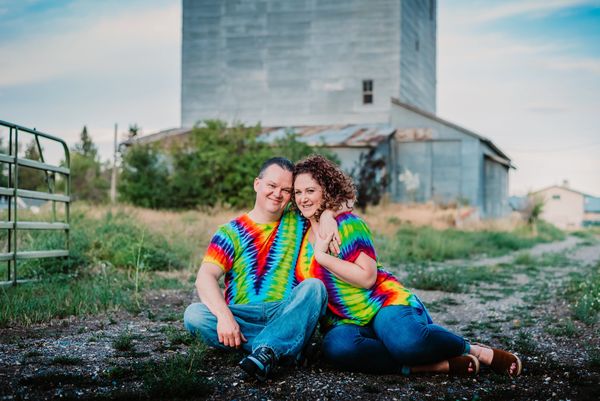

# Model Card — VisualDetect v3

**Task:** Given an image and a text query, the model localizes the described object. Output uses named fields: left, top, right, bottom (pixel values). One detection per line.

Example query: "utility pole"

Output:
left=110, top=123, right=117, bottom=203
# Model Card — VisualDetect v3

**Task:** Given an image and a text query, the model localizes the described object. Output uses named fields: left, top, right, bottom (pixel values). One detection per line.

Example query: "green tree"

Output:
left=118, top=144, right=170, bottom=208
left=74, top=126, right=97, bottom=158
left=18, top=140, right=46, bottom=190
left=350, top=148, right=388, bottom=212
left=169, top=120, right=271, bottom=208
left=70, top=126, right=109, bottom=203
left=127, top=124, right=141, bottom=140
left=118, top=120, right=342, bottom=209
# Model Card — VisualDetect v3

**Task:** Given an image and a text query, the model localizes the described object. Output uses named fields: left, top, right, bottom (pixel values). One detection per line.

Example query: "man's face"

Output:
left=254, top=165, right=293, bottom=216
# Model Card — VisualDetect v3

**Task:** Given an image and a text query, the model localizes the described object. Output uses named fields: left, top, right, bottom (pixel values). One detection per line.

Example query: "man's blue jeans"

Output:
left=184, top=278, right=328, bottom=360
left=322, top=304, right=468, bottom=373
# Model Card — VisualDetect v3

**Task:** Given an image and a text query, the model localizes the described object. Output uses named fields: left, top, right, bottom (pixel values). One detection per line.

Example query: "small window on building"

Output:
left=552, top=195, right=561, bottom=200
left=363, top=80, right=373, bottom=104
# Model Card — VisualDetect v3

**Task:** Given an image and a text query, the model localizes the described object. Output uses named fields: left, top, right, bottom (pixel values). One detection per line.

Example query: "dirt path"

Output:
left=1, top=238, right=599, bottom=400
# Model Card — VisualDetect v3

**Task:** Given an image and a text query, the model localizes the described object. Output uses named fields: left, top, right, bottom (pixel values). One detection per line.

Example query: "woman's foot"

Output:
left=409, top=355, right=479, bottom=376
left=470, top=343, right=522, bottom=377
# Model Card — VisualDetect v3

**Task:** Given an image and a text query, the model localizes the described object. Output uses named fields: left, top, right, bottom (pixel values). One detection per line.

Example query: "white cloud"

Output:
left=0, top=3, right=179, bottom=86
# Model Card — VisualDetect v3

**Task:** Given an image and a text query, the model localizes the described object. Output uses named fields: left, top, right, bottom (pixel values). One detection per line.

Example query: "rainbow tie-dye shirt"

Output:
left=203, top=207, right=308, bottom=305
left=296, top=212, right=421, bottom=330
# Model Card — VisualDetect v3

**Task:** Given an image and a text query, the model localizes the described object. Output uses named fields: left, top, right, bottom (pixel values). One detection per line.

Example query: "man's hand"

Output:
left=319, top=210, right=341, bottom=255
left=314, top=231, right=334, bottom=254
left=217, top=314, right=247, bottom=348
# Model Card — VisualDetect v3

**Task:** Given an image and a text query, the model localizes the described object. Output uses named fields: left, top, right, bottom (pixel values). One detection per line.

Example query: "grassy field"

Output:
left=0, top=202, right=569, bottom=327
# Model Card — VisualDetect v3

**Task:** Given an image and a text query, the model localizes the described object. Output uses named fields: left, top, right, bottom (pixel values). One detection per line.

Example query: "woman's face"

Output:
left=294, top=173, right=324, bottom=220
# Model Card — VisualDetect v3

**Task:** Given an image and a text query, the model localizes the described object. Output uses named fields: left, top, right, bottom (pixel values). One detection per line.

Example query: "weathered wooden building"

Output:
left=128, top=0, right=514, bottom=217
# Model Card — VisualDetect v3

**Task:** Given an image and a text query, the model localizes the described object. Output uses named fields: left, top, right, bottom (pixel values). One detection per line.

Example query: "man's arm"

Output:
left=195, top=263, right=247, bottom=348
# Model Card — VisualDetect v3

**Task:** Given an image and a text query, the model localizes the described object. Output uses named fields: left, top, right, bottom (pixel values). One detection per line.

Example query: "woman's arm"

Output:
left=314, top=249, right=377, bottom=289
left=313, top=232, right=377, bottom=289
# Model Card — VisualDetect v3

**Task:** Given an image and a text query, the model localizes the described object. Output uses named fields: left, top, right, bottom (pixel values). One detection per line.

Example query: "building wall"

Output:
left=483, top=156, right=508, bottom=218
left=400, top=0, right=436, bottom=113
left=535, top=187, right=584, bottom=229
left=389, top=103, right=483, bottom=210
left=182, top=0, right=436, bottom=127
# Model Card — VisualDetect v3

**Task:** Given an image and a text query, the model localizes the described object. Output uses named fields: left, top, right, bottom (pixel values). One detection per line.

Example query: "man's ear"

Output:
left=253, top=177, right=260, bottom=192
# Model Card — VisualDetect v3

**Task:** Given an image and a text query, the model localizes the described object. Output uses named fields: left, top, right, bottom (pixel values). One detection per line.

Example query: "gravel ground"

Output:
left=1, top=238, right=599, bottom=400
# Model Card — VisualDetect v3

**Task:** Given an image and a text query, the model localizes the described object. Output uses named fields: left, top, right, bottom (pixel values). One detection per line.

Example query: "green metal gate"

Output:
left=0, top=119, right=70, bottom=285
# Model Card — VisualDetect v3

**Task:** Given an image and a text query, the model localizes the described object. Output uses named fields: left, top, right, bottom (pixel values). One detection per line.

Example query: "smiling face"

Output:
left=294, top=173, right=324, bottom=221
left=253, top=164, right=293, bottom=217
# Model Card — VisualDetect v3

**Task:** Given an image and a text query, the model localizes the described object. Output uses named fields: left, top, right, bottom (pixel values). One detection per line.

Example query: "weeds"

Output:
left=565, top=263, right=600, bottom=324
left=545, top=320, right=577, bottom=338
left=0, top=271, right=135, bottom=327
left=376, top=221, right=564, bottom=266
left=140, top=343, right=211, bottom=398
left=0, top=265, right=187, bottom=326
left=51, top=356, right=83, bottom=365
left=587, top=347, right=600, bottom=367
left=405, top=264, right=512, bottom=293
left=513, top=330, right=536, bottom=354
left=113, top=333, right=136, bottom=352
left=2, top=209, right=188, bottom=281
left=161, top=326, right=193, bottom=348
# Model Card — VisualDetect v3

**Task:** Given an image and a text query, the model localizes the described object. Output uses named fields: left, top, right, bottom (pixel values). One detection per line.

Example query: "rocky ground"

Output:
left=1, top=237, right=599, bottom=400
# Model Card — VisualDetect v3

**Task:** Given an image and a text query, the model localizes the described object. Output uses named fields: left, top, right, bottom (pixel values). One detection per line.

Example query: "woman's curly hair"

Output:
left=293, top=154, right=356, bottom=221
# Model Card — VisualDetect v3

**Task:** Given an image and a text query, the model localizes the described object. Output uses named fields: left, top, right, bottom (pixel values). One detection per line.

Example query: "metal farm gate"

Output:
left=0, top=120, right=70, bottom=286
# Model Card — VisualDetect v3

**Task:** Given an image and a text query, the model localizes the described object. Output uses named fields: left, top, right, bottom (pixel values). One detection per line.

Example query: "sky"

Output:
left=0, top=0, right=599, bottom=196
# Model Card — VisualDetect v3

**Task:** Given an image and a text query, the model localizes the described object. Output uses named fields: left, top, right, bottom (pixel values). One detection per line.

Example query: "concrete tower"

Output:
left=182, top=0, right=436, bottom=127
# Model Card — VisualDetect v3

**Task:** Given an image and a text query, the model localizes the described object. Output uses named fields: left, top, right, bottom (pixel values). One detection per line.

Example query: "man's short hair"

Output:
left=258, top=157, right=294, bottom=178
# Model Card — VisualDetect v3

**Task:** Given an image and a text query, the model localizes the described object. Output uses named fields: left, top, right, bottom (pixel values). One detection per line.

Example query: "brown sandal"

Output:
left=473, top=343, right=522, bottom=377
left=448, top=354, right=480, bottom=376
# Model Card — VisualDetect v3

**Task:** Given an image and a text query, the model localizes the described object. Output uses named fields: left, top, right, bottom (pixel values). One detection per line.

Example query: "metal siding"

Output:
left=395, top=141, right=432, bottom=202
left=483, top=158, right=508, bottom=218
left=391, top=104, right=485, bottom=209
left=432, top=141, right=461, bottom=203
left=400, top=0, right=437, bottom=113
left=182, top=0, right=436, bottom=127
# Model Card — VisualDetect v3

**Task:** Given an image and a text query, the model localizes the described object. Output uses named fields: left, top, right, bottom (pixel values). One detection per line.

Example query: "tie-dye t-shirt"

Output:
left=203, top=207, right=308, bottom=305
left=296, top=212, right=421, bottom=330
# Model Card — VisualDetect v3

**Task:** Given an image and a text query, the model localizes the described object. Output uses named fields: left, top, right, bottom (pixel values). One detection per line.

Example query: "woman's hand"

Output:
left=318, top=210, right=341, bottom=254
left=314, top=232, right=334, bottom=254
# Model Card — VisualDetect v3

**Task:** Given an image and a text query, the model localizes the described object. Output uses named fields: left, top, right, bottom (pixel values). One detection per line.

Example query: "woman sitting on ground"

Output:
left=293, top=154, right=522, bottom=377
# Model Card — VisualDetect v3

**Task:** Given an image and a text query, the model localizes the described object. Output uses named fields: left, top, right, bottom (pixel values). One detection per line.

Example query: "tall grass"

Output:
left=566, top=262, right=600, bottom=324
left=376, top=221, right=564, bottom=265
left=0, top=269, right=134, bottom=326
left=1, top=208, right=190, bottom=280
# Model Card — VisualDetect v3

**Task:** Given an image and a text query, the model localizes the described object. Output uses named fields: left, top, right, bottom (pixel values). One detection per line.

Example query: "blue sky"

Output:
left=0, top=0, right=599, bottom=196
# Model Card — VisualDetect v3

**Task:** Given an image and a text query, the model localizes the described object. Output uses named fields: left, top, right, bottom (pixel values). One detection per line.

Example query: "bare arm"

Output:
left=195, top=263, right=247, bottom=348
left=313, top=233, right=377, bottom=289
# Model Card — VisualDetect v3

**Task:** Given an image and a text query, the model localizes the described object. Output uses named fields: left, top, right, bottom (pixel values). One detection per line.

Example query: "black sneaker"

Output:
left=239, top=347, right=276, bottom=381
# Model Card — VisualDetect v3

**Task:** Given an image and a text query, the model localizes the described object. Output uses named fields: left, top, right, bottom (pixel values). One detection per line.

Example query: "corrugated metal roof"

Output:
left=260, top=124, right=396, bottom=147
left=585, top=196, right=600, bottom=213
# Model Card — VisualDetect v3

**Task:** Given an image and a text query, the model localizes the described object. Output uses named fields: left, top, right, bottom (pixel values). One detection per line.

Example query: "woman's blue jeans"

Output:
left=322, top=305, right=468, bottom=373
left=184, top=278, right=328, bottom=361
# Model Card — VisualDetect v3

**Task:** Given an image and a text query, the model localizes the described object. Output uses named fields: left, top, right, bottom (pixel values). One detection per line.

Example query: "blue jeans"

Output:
left=184, top=278, right=328, bottom=360
left=322, top=305, right=468, bottom=373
